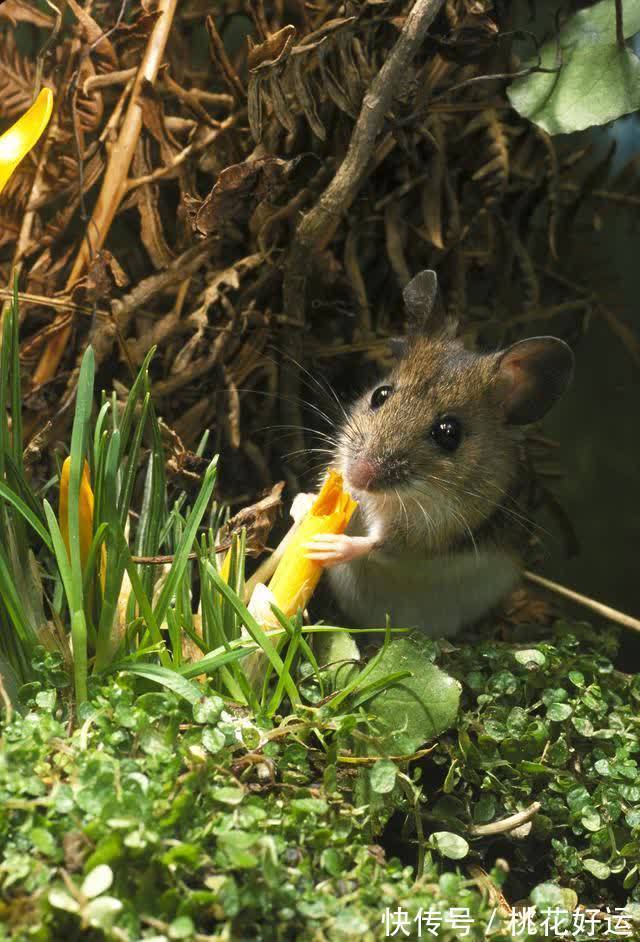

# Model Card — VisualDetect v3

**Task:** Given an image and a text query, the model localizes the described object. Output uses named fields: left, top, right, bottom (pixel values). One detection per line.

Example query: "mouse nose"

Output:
left=347, top=457, right=378, bottom=492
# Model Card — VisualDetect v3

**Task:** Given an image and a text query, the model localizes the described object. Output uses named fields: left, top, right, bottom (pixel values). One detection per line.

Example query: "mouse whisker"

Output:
left=413, top=475, right=552, bottom=544
left=409, top=496, right=436, bottom=546
left=394, top=487, right=410, bottom=541
left=268, top=347, right=353, bottom=428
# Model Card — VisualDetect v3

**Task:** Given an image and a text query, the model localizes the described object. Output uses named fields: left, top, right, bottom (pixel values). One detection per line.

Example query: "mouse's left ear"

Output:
left=403, top=270, right=438, bottom=321
left=494, top=336, right=574, bottom=424
left=403, top=269, right=455, bottom=337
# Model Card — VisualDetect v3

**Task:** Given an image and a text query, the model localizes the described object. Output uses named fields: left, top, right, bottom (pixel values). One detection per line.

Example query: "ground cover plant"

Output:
left=1, top=1, right=640, bottom=940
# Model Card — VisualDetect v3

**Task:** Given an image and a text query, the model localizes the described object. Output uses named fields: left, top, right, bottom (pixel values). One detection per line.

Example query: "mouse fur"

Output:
left=307, top=270, right=574, bottom=637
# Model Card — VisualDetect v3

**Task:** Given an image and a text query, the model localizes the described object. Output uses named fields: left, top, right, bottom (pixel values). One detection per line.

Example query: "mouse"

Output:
left=304, top=269, right=574, bottom=637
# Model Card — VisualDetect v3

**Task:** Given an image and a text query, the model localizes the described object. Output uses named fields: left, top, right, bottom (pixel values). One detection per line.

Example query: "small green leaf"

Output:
left=291, top=798, right=329, bottom=815
left=547, top=702, right=572, bottom=722
left=202, top=727, right=226, bottom=754
left=583, top=858, right=611, bottom=880
left=48, top=889, right=80, bottom=913
left=430, top=831, right=469, bottom=860
left=369, top=759, right=397, bottom=794
left=515, top=649, right=546, bottom=668
left=193, top=695, right=224, bottom=724
left=581, top=808, right=602, bottom=832
left=169, top=916, right=195, bottom=940
left=29, top=827, right=57, bottom=857
left=82, top=864, right=113, bottom=899
left=211, top=786, right=245, bottom=806
left=86, top=896, right=122, bottom=929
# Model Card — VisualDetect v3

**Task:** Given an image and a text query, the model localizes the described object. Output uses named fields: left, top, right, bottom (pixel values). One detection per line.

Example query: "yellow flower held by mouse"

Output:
left=266, top=470, right=357, bottom=619
left=0, top=88, right=53, bottom=196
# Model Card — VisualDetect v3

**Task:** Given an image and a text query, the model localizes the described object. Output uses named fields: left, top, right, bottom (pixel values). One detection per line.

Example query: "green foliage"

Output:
left=356, top=636, right=461, bottom=756
left=0, top=299, right=331, bottom=716
left=0, top=676, right=509, bottom=942
left=2, top=620, right=640, bottom=939
left=432, top=621, right=640, bottom=905
left=509, top=0, right=640, bottom=134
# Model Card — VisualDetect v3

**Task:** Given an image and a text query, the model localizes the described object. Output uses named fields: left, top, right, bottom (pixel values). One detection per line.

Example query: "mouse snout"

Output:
left=346, top=456, right=379, bottom=492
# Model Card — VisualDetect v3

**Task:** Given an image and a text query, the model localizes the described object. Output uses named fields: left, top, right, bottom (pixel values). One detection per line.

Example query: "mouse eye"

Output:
left=370, top=385, right=393, bottom=410
left=430, top=415, right=463, bottom=452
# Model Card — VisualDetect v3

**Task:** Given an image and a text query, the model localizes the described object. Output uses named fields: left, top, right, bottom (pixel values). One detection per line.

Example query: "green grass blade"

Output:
left=109, top=661, right=203, bottom=705
left=0, top=288, right=13, bottom=482
left=179, top=641, right=259, bottom=680
left=203, top=561, right=299, bottom=707
left=9, top=276, right=22, bottom=474
left=118, top=392, right=150, bottom=527
left=117, top=346, right=156, bottom=458
left=43, top=500, right=74, bottom=607
left=67, top=347, right=95, bottom=612
left=152, top=457, right=218, bottom=629
left=0, top=542, right=38, bottom=646
left=0, top=482, right=53, bottom=550
left=266, top=618, right=301, bottom=717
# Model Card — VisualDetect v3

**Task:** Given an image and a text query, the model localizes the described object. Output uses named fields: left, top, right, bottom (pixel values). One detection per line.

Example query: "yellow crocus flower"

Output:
left=0, top=88, right=53, bottom=196
left=59, top=457, right=105, bottom=587
left=267, top=470, right=357, bottom=618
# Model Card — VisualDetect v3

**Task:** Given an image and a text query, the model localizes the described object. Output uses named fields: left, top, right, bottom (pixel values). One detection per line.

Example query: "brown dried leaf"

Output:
left=0, top=30, right=37, bottom=119
left=268, top=73, right=296, bottom=134
left=138, top=78, right=181, bottom=160
left=112, top=9, right=162, bottom=65
left=421, top=116, right=445, bottom=249
left=468, top=110, right=509, bottom=204
left=317, top=46, right=356, bottom=117
left=66, top=0, right=118, bottom=71
left=296, top=16, right=356, bottom=51
left=0, top=197, right=23, bottom=250
left=0, top=1, right=54, bottom=28
left=247, top=25, right=296, bottom=73
left=190, top=158, right=294, bottom=237
left=132, top=142, right=175, bottom=270
left=71, top=250, right=128, bottom=305
left=291, top=54, right=325, bottom=140
left=501, top=588, right=553, bottom=626
left=218, top=481, right=285, bottom=557
left=247, top=75, right=264, bottom=142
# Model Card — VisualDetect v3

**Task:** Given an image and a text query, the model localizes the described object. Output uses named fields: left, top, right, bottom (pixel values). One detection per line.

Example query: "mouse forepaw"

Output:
left=304, top=533, right=377, bottom=567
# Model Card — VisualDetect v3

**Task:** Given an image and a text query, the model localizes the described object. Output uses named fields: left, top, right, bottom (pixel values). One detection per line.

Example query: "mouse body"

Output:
left=305, top=270, right=574, bottom=637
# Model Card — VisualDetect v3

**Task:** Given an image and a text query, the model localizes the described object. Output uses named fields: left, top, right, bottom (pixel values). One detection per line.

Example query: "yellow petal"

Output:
left=0, top=88, right=53, bottom=196
left=267, top=470, right=357, bottom=618
left=219, top=547, right=232, bottom=584
left=58, top=457, right=98, bottom=577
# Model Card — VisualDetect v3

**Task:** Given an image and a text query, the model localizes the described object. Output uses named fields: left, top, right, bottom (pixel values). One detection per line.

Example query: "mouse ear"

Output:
left=402, top=269, right=455, bottom=336
left=495, top=336, right=574, bottom=425
left=403, top=270, right=438, bottom=321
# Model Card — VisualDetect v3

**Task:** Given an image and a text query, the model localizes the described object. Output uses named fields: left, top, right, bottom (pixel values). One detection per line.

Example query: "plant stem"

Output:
left=524, top=571, right=640, bottom=634
left=71, top=610, right=88, bottom=704
left=615, top=0, right=624, bottom=49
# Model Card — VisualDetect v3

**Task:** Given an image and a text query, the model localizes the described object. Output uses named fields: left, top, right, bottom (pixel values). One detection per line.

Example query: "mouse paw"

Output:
left=304, top=534, right=377, bottom=567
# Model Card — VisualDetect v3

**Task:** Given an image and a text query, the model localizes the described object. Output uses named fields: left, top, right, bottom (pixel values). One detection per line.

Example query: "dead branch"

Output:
left=32, top=0, right=180, bottom=387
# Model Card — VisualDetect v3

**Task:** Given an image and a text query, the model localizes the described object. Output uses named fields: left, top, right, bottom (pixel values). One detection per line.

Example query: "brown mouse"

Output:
left=305, top=270, right=574, bottom=636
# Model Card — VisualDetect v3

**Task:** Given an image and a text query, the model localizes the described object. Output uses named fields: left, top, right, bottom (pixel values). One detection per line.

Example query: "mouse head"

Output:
left=337, top=270, right=574, bottom=544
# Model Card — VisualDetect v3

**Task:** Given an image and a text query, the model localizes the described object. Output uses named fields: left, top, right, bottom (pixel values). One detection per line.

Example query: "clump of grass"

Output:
left=0, top=286, right=326, bottom=714
left=0, top=287, right=411, bottom=724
